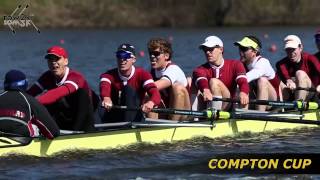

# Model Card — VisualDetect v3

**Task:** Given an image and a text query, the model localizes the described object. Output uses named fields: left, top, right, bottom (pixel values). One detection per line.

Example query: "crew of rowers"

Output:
left=0, top=31, right=319, bottom=139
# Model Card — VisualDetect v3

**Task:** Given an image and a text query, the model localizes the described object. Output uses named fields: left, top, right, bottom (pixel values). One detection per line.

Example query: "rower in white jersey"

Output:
left=234, top=35, right=281, bottom=111
left=147, top=37, right=190, bottom=120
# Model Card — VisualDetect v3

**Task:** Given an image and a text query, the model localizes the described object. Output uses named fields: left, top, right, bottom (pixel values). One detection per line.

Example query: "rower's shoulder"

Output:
left=224, top=59, right=242, bottom=65
left=68, top=69, right=86, bottom=78
left=275, top=57, right=288, bottom=66
left=100, top=68, right=118, bottom=76
left=302, top=52, right=318, bottom=62
left=194, top=63, right=210, bottom=69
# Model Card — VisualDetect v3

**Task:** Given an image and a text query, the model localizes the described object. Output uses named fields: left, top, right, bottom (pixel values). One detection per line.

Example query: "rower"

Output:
left=192, top=35, right=249, bottom=111
left=276, top=35, right=320, bottom=101
left=27, top=46, right=95, bottom=132
left=234, top=35, right=281, bottom=111
left=147, top=38, right=190, bottom=120
left=0, top=70, right=59, bottom=139
left=100, top=43, right=161, bottom=123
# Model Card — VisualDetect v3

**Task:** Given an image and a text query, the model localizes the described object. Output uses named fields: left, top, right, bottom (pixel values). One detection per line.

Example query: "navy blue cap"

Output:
left=117, top=43, right=136, bottom=56
left=4, top=70, right=28, bottom=91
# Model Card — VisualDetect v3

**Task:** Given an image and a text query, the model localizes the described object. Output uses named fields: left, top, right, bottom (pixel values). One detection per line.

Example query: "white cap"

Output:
left=284, top=35, right=302, bottom=49
left=199, top=36, right=223, bottom=49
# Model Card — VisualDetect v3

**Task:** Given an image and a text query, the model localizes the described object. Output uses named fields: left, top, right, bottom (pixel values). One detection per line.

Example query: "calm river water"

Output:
left=0, top=26, right=319, bottom=179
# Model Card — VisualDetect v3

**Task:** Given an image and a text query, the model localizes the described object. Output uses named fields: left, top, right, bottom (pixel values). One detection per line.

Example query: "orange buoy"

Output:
left=139, top=50, right=145, bottom=57
left=268, top=44, right=277, bottom=52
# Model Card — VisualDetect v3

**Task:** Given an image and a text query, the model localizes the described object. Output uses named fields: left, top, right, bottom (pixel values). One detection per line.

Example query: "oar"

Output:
left=296, top=87, right=317, bottom=92
left=94, top=120, right=213, bottom=128
left=112, top=106, right=320, bottom=125
left=221, top=111, right=320, bottom=125
left=131, top=122, right=213, bottom=128
left=113, top=105, right=209, bottom=118
left=211, top=97, right=320, bottom=110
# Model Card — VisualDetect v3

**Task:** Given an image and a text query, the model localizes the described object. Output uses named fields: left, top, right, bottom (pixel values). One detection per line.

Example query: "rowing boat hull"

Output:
left=0, top=111, right=319, bottom=157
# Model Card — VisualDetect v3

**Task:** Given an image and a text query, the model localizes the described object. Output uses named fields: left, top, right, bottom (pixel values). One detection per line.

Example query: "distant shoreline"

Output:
left=0, top=0, right=319, bottom=28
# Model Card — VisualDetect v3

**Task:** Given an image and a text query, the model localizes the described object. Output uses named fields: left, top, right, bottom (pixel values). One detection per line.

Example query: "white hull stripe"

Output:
left=64, top=81, right=79, bottom=90
left=235, top=75, right=248, bottom=81
left=143, top=79, right=154, bottom=87
left=100, top=78, right=111, bottom=84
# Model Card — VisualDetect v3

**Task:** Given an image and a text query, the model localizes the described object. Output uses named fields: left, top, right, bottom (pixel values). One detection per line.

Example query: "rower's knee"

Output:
left=295, top=70, right=308, bottom=79
left=171, top=83, right=187, bottom=97
left=209, top=78, right=220, bottom=88
left=257, top=77, right=269, bottom=89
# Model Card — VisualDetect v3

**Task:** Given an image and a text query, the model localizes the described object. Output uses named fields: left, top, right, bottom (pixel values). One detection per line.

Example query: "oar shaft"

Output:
left=296, top=87, right=317, bottom=92
left=152, top=108, right=208, bottom=117
left=232, top=113, right=320, bottom=125
left=112, top=105, right=319, bottom=125
left=212, top=98, right=319, bottom=110
left=112, top=106, right=210, bottom=118
left=212, top=97, right=296, bottom=106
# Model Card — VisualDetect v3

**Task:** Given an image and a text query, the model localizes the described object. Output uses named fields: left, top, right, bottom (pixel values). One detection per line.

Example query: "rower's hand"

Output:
left=142, top=100, right=155, bottom=113
left=102, top=97, right=113, bottom=111
left=239, top=92, right=249, bottom=106
left=286, top=79, right=296, bottom=90
left=316, top=85, right=320, bottom=93
left=202, top=88, right=213, bottom=101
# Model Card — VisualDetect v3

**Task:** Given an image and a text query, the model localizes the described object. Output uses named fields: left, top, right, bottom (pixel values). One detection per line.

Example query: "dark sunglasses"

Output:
left=315, top=35, right=320, bottom=43
left=239, top=46, right=250, bottom=52
left=202, top=47, right=215, bottom=53
left=149, top=51, right=162, bottom=58
left=116, top=51, right=132, bottom=60
left=45, top=54, right=61, bottom=61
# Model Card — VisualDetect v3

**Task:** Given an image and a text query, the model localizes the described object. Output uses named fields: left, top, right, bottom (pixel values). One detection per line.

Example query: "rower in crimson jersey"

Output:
left=276, top=35, right=320, bottom=101
left=100, top=43, right=161, bottom=122
left=0, top=70, right=59, bottom=139
left=192, top=35, right=249, bottom=110
left=27, top=46, right=95, bottom=131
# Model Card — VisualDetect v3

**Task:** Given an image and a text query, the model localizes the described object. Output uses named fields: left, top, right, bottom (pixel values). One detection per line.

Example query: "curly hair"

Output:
left=147, top=38, right=173, bottom=60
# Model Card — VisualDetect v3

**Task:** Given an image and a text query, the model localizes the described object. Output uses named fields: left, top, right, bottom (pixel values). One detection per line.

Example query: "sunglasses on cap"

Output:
left=149, top=51, right=162, bottom=58
left=116, top=51, right=132, bottom=60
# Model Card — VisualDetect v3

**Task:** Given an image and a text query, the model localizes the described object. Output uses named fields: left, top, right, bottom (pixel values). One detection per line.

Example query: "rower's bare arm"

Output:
left=155, top=78, right=171, bottom=90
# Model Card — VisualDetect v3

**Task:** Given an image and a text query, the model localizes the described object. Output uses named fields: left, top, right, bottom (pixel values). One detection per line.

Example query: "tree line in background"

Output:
left=0, top=0, right=319, bottom=28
